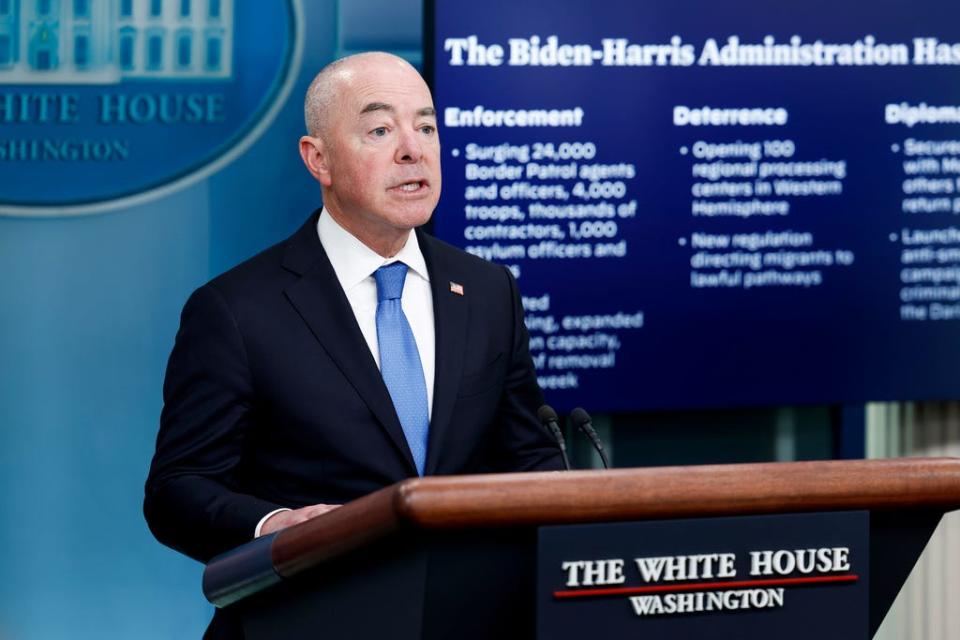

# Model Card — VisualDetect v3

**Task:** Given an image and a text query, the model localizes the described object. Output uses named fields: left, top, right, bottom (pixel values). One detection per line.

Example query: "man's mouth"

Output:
left=390, top=180, right=428, bottom=194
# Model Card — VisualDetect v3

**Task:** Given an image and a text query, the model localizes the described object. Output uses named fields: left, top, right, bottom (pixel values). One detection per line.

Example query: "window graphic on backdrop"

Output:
left=0, top=0, right=301, bottom=215
left=0, top=0, right=232, bottom=82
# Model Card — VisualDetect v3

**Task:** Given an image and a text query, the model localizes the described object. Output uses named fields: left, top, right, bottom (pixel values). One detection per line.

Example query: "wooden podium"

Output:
left=203, top=458, right=960, bottom=639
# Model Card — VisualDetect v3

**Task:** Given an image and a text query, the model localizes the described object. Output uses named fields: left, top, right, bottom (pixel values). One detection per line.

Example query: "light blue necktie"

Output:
left=374, top=262, right=430, bottom=476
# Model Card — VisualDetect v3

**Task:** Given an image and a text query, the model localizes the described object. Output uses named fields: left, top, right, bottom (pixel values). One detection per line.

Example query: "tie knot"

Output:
left=374, top=262, right=408, bottom=301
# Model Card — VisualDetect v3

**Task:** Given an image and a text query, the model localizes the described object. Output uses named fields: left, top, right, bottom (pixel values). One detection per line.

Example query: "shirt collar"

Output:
left=317, top=208, right=430, bottom=292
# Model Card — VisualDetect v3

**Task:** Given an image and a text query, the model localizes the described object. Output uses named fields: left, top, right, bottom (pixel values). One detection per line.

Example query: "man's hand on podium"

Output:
left=260, top=504, right=340, bottom=536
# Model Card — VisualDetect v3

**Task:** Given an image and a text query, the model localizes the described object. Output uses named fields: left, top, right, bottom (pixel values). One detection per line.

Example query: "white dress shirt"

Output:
left=255, top=208, right=436, bottom=538
left=316, top=208, right=436, bottom=408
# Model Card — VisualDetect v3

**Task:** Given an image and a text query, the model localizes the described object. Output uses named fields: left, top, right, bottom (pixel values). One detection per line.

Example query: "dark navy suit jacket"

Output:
left=144, top=210, right=561, bottom=565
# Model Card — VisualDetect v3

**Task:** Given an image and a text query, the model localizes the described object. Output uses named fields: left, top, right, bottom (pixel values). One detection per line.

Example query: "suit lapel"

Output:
left=281, top=213, right=417, bottom=475
left=419, top=231, right=469, bottom=475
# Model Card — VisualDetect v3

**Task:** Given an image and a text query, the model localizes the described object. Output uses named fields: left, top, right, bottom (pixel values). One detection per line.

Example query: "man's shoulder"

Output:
left=200, top=214, right=320, bottom=305
left=206, top=238, right=290, bottom=298
left=196, top=218, right=513, bottom=303
left=418, top=229, right=510, bottom=282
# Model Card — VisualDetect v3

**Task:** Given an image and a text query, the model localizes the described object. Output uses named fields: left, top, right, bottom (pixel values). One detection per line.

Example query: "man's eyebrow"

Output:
left=360, top=102, right=393, bottom=115
left=418, top=107, right=437, bottom=117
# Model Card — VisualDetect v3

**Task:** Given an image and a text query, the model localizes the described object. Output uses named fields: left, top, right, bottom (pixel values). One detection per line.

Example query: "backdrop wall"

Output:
left=0, top=0, right=420, bottom=636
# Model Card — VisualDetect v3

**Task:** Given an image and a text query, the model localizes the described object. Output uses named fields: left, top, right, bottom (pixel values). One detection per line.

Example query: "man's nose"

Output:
left=395, top=127, right=423, bottom=163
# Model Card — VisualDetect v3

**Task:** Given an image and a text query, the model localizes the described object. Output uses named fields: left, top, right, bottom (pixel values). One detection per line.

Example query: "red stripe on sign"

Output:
left=553, top=574, right=859, bottom=599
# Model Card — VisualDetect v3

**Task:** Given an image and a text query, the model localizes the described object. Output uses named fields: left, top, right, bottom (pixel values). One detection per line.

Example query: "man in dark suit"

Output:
left=144, top=51, right=560, bottom=576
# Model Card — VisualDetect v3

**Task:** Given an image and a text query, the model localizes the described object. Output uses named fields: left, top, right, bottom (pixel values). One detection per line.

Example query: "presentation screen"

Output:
left=428, top=0, right=960, bottom=412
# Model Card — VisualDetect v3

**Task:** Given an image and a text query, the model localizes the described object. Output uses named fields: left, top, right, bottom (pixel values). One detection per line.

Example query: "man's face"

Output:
left=318, top=58, right=441, bottom=244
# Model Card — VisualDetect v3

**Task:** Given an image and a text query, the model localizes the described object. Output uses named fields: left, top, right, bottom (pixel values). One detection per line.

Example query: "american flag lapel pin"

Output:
left=449, top=281, right=465, bottom=296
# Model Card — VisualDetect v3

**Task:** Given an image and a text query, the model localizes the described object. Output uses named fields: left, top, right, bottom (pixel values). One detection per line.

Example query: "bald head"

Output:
left=304, top=52, right=426, bottom=139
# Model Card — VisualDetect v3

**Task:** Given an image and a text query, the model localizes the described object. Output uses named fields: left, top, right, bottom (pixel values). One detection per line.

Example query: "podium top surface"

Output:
left=203, top=457, right=960, bottom=607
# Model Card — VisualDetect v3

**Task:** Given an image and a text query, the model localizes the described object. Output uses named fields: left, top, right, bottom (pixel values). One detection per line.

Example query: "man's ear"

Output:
left=299, top=136, right=333, bottom=186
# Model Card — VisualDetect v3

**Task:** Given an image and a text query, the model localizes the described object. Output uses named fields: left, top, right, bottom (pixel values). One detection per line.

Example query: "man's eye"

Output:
left=371, top=127, right=387, bottom=137
left=420, top=125, right=436, bottom=135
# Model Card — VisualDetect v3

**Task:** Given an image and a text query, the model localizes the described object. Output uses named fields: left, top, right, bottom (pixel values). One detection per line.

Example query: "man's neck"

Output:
left=324, top=206, right=410, bottom=258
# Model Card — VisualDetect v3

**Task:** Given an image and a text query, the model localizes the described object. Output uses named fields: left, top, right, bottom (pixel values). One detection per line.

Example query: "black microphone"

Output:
left=570, top=407, right=610, bottom=469
left=537, top=405, right=571, bottom=471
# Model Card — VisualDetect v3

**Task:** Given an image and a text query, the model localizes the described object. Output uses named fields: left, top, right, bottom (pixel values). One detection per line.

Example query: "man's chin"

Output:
left=385, top=204, right=437, bottom=230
